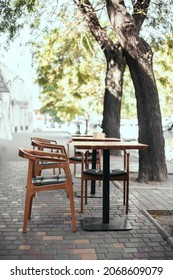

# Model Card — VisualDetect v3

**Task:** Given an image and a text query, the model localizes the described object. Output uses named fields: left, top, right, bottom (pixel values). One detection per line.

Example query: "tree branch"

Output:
left=72, top=0, right=118, bottom=55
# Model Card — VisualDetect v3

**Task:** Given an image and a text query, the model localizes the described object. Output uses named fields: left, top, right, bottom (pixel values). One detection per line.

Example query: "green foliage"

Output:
left=121, top=34, right=173, bottom=119
left=153, top=35, right=173, bottom=116
left=122, top=68, right=137, bottom=119
left=140, top=0, right=173, bottom=44
left=33, top=12, right=105, bottom=123
left=1, top=0, right=173, bottom=122
left=0, top=0, right=37, bottom=39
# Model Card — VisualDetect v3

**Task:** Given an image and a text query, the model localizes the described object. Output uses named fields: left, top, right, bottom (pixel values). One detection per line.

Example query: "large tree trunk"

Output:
left=102, top=52, right=125, bottom=138
left=106, top=0, right=168, bottom=182
left=73, top=0, right=124, bottom=139
left=126, top=47, right=167, bottom=181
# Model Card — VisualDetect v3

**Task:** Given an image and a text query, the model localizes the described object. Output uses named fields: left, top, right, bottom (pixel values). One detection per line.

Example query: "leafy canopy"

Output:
left=33, top=11, right=105, bottom=122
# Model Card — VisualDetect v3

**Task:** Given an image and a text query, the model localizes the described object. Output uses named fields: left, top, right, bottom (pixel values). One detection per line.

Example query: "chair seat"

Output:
left=83, top=169, right=127, bottom=176
left=40, top=161, right=59, bottom=166
left=32, top=174, right=66, bottom=186
left=69, top=156, right=93, bottom=162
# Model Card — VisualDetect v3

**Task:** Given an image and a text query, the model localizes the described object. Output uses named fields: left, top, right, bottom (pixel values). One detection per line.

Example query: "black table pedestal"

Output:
left=81, top=217, right=132, bottom=231
left=75, top=188, right=102, bottom=198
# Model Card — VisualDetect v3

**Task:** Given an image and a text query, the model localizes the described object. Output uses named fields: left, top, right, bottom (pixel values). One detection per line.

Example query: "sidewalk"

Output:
left=0, top=140, right=173, bottom=259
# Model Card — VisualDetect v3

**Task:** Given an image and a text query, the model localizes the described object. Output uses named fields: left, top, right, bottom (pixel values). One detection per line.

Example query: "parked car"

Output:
left=120, top=119, right=138, bottom=141
left=168, top=123, right=173, bottom=132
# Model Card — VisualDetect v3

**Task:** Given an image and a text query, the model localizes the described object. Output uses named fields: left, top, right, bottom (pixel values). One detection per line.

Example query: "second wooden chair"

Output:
left=80, top=150, right=130, bottom=214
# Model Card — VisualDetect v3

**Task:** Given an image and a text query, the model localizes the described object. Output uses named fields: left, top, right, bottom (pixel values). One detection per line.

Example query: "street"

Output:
left=0, top=130, right=70, bottom=163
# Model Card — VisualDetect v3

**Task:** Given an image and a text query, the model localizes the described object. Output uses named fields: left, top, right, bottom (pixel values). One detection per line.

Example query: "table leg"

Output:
left=103, top=149, right=110, bottom=224
left=91, top=149, right=97, bottom=195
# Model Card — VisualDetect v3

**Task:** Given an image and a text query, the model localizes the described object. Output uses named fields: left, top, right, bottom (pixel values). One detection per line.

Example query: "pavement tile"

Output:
left=80, top=254, right=97, bottom=260
left=19, top=245, right=31, bottom=250
left=43, top=235, right=63, bottom=241
left=75, top=239, right=89, bottom=244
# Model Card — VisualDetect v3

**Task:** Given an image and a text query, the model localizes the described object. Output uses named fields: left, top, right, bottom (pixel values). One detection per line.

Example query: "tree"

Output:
left=73, top=0, right=169, bottom=182
left=105, top=0, right=167, bottom=182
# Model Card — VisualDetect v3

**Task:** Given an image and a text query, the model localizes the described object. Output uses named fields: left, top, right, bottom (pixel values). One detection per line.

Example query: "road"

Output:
left=0, top=130, right=70, bottom=163
left=0, top=130, right=172, bottom=169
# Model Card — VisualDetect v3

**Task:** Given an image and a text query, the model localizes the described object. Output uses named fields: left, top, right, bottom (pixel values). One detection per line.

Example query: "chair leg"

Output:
left=123, top=181, right=126, bottom=205
left=67, top=185, right=76, bottom=232
left=97, top=162, right=101, bottom=187
left=126, top=180, right=129, bottom=214
left=74, top=164, right=76, bottom=176
left=23, top=191, right=33, bottom=233
left=28, top=194, right=34, bottom=220
left=85, top=180, right=88, bottom=205
left=80, top=177, right=84, bottom=213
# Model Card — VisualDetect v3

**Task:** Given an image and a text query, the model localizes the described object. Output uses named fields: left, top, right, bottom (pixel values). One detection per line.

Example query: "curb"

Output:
left=142, top=209, right=173, bottom=248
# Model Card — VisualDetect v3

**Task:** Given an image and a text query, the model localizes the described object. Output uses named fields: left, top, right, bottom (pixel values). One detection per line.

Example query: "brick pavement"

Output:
left=0, top=139, right=173, bottom=260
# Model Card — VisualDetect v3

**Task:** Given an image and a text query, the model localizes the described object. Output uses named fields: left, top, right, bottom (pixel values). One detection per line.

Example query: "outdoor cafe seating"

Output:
left=67, top=139, right=101, bottom=177
left=18, top=147, right=76, bottom=233
left=31, top=139, right=67, bottom=175
left=80, top=150, right=130, bottom=214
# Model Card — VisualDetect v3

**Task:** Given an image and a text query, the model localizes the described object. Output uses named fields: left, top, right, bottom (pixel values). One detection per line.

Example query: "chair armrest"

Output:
left=32, top=150, right=67, bottom=160
left=19, top=147, right=67, bottom=161
left=31, top=140, right=66, bottom=153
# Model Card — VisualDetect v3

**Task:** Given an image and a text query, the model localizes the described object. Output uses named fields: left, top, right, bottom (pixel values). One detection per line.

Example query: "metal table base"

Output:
left=81, top=217, right=132, bottom=231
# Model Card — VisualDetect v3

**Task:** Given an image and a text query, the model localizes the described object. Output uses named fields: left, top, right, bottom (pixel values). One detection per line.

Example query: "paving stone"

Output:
left=0, top=145, right=173, bottom=260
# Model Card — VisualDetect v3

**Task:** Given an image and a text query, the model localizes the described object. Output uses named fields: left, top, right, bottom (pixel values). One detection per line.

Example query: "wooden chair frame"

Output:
left=31, top=140, right=67, bottom=175
left=67, top=139, right=101, bottom=176
left=80, top=150, right=130, bottom=214
left=19, top=148, right=76, bottom=232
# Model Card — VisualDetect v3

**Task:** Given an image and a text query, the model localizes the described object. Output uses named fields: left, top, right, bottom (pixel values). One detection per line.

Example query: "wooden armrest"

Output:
left=35, top=156, right=67, bottom=163
left=19, top=147, right=67, bottom=161
left=31, top=140, right=66, bottom=151
left=32, top=149, right=67, bottom=159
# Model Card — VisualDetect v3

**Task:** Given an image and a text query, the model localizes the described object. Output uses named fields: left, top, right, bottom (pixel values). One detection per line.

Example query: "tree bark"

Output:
left=102, top=50, right=125, bottom=138
left=106, top=0, right=168, bottom=182
left=73, top=0, right=124, bottom=139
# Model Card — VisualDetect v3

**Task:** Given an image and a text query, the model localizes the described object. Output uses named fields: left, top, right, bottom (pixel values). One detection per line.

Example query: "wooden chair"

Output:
left=67, top=139, right=101, bottom=177
left=80, top=150, right=130, bottom=214
left=31, top=139, right=66, bottom=175
left=18, top=148, right=76, bottom=232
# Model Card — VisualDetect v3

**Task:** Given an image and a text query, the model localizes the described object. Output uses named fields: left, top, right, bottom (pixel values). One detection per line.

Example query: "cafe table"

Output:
left=71, top=136, right=120, bottom=197
left=72, top=140, right=148, bottom=231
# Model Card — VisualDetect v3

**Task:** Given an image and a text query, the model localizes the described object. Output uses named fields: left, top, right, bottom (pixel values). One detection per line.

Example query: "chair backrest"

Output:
left=31, top=139, right=67, bottom=154
left=19, top=147, right=70, bottom=178
left=31, top=137, right=57, bottom=144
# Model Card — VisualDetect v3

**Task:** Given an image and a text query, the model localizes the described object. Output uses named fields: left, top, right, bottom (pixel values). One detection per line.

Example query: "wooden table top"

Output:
left=72, top=140, right=149, bottom=150
left=71, top=136, right=120, bottom=142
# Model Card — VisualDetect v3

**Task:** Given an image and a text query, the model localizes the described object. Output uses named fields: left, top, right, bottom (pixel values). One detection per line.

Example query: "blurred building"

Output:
left=0, top=62, right=33, bottom=140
